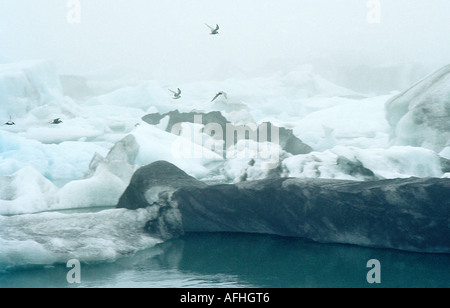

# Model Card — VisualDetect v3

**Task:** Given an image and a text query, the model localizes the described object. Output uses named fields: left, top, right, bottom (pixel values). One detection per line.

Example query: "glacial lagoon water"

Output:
left=1, top=231, right=449, bottom=288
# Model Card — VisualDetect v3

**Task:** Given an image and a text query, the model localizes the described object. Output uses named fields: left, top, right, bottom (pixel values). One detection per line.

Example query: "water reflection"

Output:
left=1, top=233, right=449, bottom=288
left=153, top=233, right=450, bottom=288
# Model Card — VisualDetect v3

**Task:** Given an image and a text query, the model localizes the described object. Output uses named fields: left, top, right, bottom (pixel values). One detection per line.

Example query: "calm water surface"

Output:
left=1, top=233, right=449, bottom=288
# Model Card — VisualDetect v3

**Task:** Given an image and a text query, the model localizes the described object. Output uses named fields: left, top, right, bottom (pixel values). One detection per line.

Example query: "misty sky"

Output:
left=1, top=0, right=450, bottom=82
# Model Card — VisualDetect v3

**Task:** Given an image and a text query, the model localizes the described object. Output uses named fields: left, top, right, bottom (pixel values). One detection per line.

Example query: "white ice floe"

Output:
left=0, top=207, right=161, bottom=270
left=131, top=123, right=224, bottom=179
left=223, top=139, right=287, bottom=182
left=386, top=64, right=450, bottom=152
left=0, top=166, right=58, bottom=215
left=0, top=131, right=110, bottom=184
left=282, top=146, right=445, bottom=181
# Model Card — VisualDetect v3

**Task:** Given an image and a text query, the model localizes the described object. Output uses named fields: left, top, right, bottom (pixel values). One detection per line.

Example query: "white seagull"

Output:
left=169, top=88, right=182, bottom=99
left=205, top=23, right=219, bottom=35
left=211, top=91, right=227, bottom=102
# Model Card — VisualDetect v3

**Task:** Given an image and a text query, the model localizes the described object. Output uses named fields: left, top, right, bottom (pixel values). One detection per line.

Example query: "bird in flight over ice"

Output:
left=211, top=91, right=227, bottom=102
left=169, top=88, right=182, bottom=99
left=50, top=118, right=63, bottom=124
left=3, top=116, right=15, bottom=126
left=205, top=23, right=219, bottom=35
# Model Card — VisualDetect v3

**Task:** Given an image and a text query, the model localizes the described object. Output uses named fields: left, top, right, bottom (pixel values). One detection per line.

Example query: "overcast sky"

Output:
left=1, top=0, right=450, bottom=82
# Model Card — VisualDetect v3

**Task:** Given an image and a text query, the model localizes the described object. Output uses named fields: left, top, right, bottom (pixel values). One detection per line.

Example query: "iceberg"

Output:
left=0, top=207, right=161, bottom=270
left=0, top=60, right=83, bottom=123
left=386, top=65, right=450, bottom=152
left=0, top=59, right=448, bottom=256
left=282, top=146, right=446, bottom=181
left=56, top=135, right=140, bottom=209
left=0, top=166, right=58, bottom=215
left=118, top=161, right=450, bottom=254
left=56, top=123, right=225, bottom=210
left=0, top=131, right=110, bottom=184
left=131, top=123, right=224, bottom=179
left=142, top=109, right=313, bottom=156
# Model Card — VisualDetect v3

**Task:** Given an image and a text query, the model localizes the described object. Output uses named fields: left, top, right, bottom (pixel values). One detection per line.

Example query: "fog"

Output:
left=1, top=0, right=450, bottom=83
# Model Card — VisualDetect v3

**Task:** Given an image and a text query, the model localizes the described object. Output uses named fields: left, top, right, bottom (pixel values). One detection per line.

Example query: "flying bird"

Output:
left=205, top=23, right=219, bottom=35
left=169, top=88, right=182, bottom=99
left=3, top=116, right=15, bottom=126
left=211, top=91, right=227, bottom=102
left=50, top=118, right=63, bottom=124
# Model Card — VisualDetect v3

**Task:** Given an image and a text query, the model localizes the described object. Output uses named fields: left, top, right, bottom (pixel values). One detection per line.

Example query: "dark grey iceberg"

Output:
left=142, top=110, right=313, bottom=155
left=117, top=161, right=450, bottom=253
left=117, top=161, right=207, bottom=210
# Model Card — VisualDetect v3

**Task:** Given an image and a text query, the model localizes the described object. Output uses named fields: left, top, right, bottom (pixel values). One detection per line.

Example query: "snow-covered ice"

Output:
left=386, top=64, right=450, bottom=152
left=282, top=146, right=445, bottom=181
left=0, top=207, right=161, bottom=271
left=0, top=166, right=58, bottom=215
